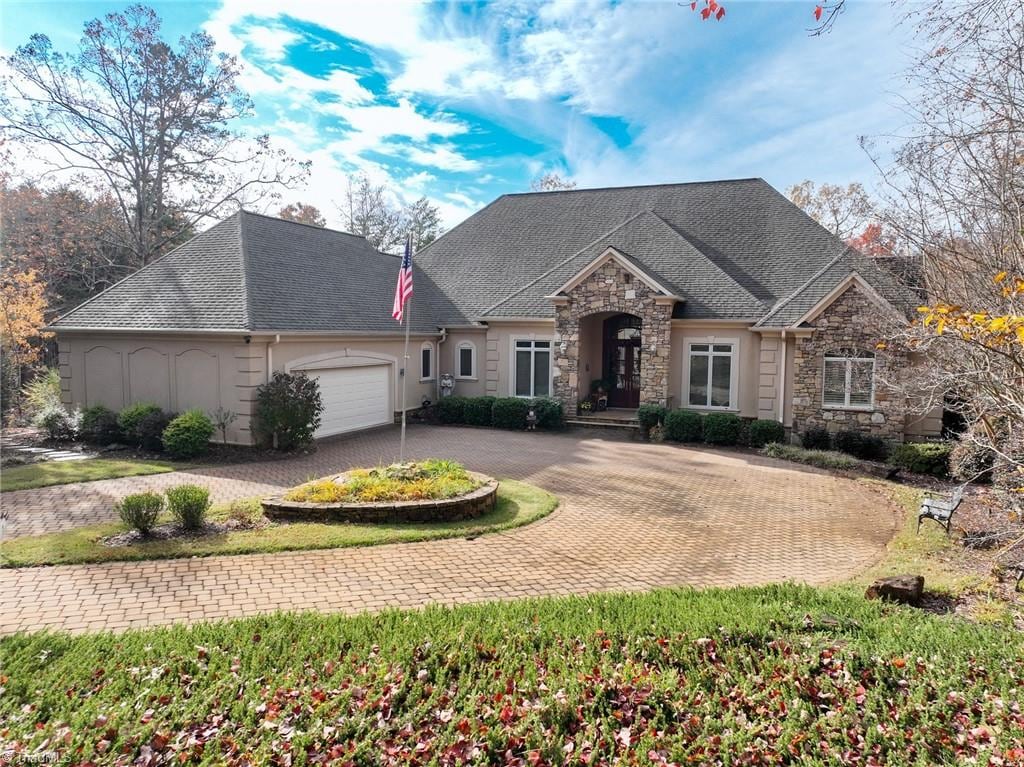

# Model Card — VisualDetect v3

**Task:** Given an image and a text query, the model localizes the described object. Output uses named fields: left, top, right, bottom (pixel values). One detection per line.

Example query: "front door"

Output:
left=603, top=314, right=641, bottom=408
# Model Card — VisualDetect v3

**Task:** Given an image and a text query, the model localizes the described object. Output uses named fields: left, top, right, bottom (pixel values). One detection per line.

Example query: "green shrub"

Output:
left=162, top=409, right=215, bottom=458
left=890, top=441, right=952, bottom=477
left=492, top=397, right=530, bottom=430
left=833, top=430, right=888, bottom=461
left=702, top=412, right=743, bottom=445
left=801, top=427, right=832, bottom=450
left=21, top=368, right=62, bottom=416
left=530, top=398, right=563, bottom=430
left=637, top=404, right=667, bottom=435
left=116, top=491, right=164, bottom=535
left=80, top=405, right=121, bottom=445
left=463, top=396, right=495, bottom=427
left=748, top=419, right=785, bottom=448
left=949, top=431, right=995, bottom=483
left=252, top=372, right=324, bottom=451
left=664, top=409, right=704, bottom=442
left=118, top=403, right=162, bottom=445
left=136, top=409, right=174, bottom=452
left=761, top=443, right=860, bottom=470
left=437, top=396, right=468, bottom=424
left=34, top=405, right=80, bottom=441
left=165, top=484, right=211, bottom=530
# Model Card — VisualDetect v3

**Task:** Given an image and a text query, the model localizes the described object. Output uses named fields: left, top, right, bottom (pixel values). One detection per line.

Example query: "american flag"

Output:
left=392, top=235, right=413, bottom=322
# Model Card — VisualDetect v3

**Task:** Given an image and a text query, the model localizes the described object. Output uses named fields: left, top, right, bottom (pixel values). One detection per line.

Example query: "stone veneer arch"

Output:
left=552, top=257, right=675, bottom=409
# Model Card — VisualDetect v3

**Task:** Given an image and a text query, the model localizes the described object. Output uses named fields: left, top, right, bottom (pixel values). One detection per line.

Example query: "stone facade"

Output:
left=791, top=283, right=906, bottom=440
left=553, top=259, right=674, bottom=409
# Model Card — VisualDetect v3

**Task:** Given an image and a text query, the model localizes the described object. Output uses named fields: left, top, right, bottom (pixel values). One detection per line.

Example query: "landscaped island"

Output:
left=262, top=460, right=499, bottom=523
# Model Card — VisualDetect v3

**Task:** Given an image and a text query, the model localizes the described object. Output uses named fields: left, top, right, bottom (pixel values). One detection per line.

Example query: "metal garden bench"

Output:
left=917, top=483, right=967, bottom=535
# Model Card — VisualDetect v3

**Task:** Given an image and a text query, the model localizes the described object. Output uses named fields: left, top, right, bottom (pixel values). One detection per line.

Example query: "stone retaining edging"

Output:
left=261, top=472, right=499, bottom=523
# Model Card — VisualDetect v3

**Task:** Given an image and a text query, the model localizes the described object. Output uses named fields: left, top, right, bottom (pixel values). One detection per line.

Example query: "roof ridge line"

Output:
left=502, top=177, right=766, bottom=198
left=240, top=208, right=368, bottom=240
left=649, top=213, right=765, bottom=308
left=754, top=248, right=851, bottom=326
left=238, top=211, right=253, bottom=331
left=51, top=213, right=244, bottom=327
left=479, top=211, right=651, bottom=316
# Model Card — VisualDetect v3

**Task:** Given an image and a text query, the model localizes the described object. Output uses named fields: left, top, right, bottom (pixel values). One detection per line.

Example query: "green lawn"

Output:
left=0, top=457, right=179, bottom=492
left=0, top=479, right=557, bottom=567
left=2, top=584, right=1022, bottom=765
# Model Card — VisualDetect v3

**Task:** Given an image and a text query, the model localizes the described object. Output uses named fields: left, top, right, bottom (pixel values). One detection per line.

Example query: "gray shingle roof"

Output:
left=415, top=178, right=857, bottom=319
left=480, top=210, right=767, bottom=319
left=52, top=211, right=468, bottom=333
left=52, top=179, right=918, bottom=334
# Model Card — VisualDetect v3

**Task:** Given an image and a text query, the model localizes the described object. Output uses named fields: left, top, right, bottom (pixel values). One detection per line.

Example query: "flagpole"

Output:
left=399, top=294, right=411, bottom=463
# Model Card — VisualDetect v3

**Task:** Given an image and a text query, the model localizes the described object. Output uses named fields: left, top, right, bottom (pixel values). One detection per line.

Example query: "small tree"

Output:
left=252, top=372, right=323, bottom=451
left=278, top=203, right=326, bottom=227
left=530, top=173, right=576, bottom=192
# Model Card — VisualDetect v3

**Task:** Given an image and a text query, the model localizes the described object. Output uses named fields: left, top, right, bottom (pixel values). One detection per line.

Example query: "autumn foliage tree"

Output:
left=0, top=270, right=52, bottom=416
left=278, top=203, right=326, bottom=228
left=0, top=5, right=308, bottom=267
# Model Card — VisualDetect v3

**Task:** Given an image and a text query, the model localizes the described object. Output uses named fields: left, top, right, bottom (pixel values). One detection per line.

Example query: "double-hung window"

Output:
left=420, top=343, right=434, bottom=381
left=823, top=351, right=874, bottom=408
left=456, top=342, right=476, bottom=379
left=513, top=339, right=550, bottom=397
left=688, top=342, right=734, bottom=409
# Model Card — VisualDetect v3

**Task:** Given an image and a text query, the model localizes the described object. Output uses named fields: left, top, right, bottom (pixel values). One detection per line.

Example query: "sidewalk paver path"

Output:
left=0, top=426, right=898, bottom=634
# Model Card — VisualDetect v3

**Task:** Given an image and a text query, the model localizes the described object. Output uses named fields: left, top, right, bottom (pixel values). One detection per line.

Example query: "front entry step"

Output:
left=565, top=417, right=640, bottom=429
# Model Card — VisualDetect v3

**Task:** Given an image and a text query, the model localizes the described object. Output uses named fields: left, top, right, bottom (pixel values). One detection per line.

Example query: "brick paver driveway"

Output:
left=0, top=426, right=898, bottom=634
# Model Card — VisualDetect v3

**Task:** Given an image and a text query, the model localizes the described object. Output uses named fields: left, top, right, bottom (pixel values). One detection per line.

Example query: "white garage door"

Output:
left=305, top=365, right=392, bottom=438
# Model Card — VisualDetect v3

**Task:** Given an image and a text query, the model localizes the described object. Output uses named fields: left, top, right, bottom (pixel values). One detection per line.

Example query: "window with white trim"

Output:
left=688, top=342, right=735, bottom=409
left=823, top=350, right=874, bottom=408
left=420, top=342, right=434, bottom=381
left=513, top=339, right=550, bottom=398
left=456, top=341, right=476, bottom=379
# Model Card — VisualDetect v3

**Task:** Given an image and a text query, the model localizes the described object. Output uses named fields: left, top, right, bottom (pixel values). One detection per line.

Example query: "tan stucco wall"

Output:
left=58, top=333, right=265, bottom=444
left=438, top=328, right=488, bottom=398
left=482, top=320, right=557, bottom=398
left=668, top=323, right=762, bottom=417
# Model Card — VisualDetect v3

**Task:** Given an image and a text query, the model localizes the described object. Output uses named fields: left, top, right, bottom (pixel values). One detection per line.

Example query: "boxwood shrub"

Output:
left=463, top=396, right=496, bottom=427
left=890, top=441, right=952, bottom=477
left=833, top=429, right=889, bottom=461
left=492, top=397, right=530, bottom=430
left=748, top=419, right=785, bottom=448
left=162, top=409, right=215, bottom=459
left=637, top=404, right=667, bottom=435
left=801, top=427, right=832, bottom=451
left=702, top=412, right=744, bottom=446
left=116, top=491, right=164, bottom=535
left=80, top=405, right=121, bottom=445
left=530, top=398, right=563, bottom=430
left=136, top=409, right=175, bottom=452
left=117, top=402, right=162, bottom=445
left=436, top=396, right=468, bottom=424
left=664, top=409, right=704, bottom=442
left=165, top=484, right=211, bottom=530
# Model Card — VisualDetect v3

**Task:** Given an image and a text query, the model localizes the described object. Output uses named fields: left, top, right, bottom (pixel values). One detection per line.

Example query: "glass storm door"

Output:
left=603, top=314, right=642, bottom=408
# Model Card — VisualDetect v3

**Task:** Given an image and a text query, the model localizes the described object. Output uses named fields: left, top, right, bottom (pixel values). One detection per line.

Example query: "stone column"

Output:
left=553, top=304, right=579, bottom=409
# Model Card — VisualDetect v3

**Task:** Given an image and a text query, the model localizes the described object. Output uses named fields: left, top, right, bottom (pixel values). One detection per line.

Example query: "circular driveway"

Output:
left=0, top=426, right=898, bottom=634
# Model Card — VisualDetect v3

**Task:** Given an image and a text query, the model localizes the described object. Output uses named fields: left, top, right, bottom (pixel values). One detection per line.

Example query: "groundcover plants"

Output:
left=2, top=584, right=1022, bottom=765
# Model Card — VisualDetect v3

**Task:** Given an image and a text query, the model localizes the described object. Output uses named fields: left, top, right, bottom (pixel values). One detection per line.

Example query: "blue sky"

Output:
left=1, top=0, right=916, bottom=229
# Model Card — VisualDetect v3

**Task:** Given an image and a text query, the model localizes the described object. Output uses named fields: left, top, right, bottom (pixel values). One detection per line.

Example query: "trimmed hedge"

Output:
left=463, top=396, right=496, bottom=427
left=890, top=441, right=952, bottom=477
left=833, top=430, right=888, bottom=462
left=702, top=413, right=744, bottom=446
left=664, top=410, right=704, bottom=442
left=166, top=484, right=211, bottom=530
left=530, top=398, right=563, bottom=430
left=637, top=404, right=667, bottom=435
left=162, top=409, right=215, bottom=459
left=801, top=427, right=832, bottom=451
left=493, top=397, right=530, bottom=430
left=80, top=405, right=121, bottom=445
left=117, top=403, right=162, bottom=445
left=116, top=491, right=164, bottom=535
left=436, top=396, right=468, bottom=425
left=748, top=419, right=785, bottom=448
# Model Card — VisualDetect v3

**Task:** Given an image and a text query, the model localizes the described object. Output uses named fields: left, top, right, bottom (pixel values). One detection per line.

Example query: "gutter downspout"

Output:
left=778, top=329, right=787, bottom=425
left=267, top=334, right=281, bottom=383
left=436, top=327, right=448, bottom=401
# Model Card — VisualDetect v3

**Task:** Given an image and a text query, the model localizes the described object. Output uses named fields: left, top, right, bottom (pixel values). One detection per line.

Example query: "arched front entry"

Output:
left=603, top=313, right=642, bottom=408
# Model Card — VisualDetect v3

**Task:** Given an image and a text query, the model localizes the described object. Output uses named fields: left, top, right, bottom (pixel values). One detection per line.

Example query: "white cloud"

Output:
left=401, top=145, right=481, bottom=173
